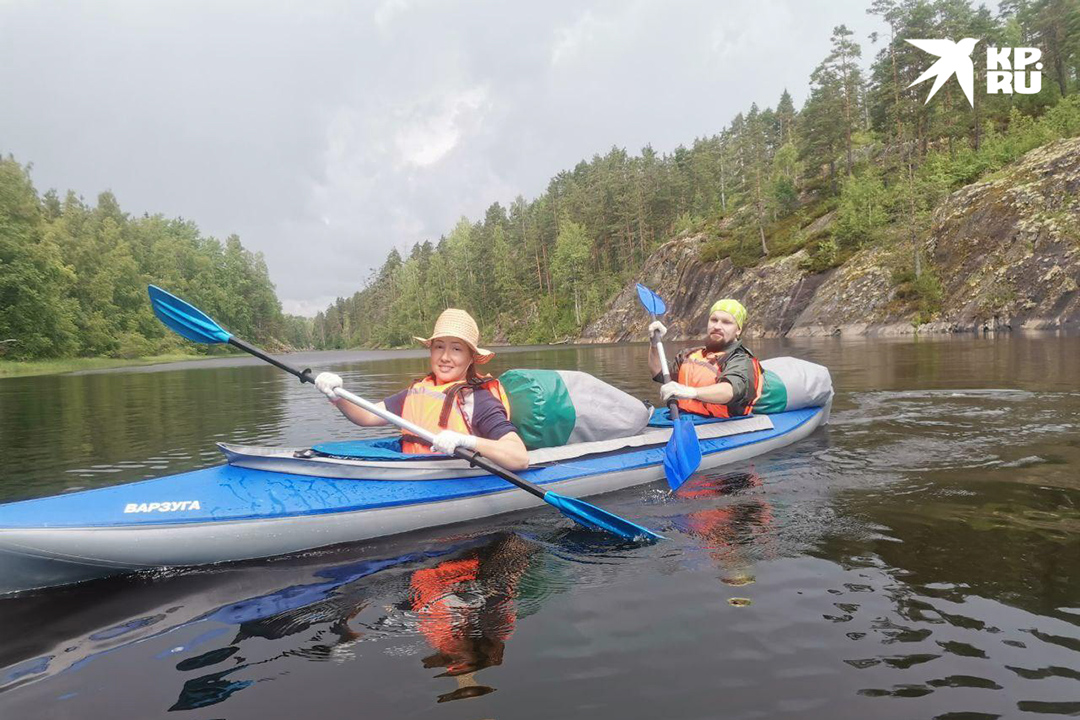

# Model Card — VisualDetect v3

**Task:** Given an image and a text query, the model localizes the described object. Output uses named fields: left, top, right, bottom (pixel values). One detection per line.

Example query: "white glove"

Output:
left=315, top=372, right=343, bottom=401
left=648, top=320, right=668, bottom=339
left=431, top=430, right=478, bottom=455
left=661, top=381, right=698, bottom=403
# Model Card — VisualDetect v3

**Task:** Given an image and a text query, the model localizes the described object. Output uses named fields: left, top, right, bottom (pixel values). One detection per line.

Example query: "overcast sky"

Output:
left=1, top=0, right=886, bottom=316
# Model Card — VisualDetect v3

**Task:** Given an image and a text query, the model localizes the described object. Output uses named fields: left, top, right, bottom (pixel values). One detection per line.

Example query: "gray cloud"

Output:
left=1, top=0, right=883, bottom=315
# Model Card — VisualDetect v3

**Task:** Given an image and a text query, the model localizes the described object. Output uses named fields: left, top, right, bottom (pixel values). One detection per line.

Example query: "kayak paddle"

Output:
left=149, top=285, right=663, bottom=542
left=636, top=283, right=702, bottom=491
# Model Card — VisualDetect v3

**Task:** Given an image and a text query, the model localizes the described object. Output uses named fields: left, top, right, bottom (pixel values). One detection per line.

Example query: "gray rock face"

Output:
left=581, top=137, right=1080, bottom=342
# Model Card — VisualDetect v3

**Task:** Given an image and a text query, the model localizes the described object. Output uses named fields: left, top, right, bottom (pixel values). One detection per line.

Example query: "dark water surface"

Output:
left=1, top=336, right=1078, bottom=719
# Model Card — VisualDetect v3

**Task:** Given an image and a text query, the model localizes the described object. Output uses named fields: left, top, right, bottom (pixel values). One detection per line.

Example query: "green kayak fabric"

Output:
left=755, top=368, right=788, bottom=414
left=500, top=369, right=576, bottom=449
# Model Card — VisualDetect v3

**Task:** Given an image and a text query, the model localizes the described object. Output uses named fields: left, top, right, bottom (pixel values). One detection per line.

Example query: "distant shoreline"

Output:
left=0, top=353, right=215, bottom=379
left=7, top=330, right=1079, bottom=381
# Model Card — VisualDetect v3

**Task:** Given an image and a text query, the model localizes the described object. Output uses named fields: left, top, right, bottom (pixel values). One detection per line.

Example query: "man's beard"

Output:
left=705, top=336, right=732, bottom=353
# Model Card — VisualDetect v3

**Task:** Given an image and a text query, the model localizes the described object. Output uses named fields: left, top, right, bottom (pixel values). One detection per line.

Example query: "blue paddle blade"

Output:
left=543, top=492, right=664, bottom=542
left=635, top=283, right=667, bottom=316
left=148, top=285, right=232, bottom=344
left=662, top=416, right=702, bottom=491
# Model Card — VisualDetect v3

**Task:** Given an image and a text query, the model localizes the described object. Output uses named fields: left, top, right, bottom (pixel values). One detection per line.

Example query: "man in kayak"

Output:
left=314, top=309, right=529, bottom=470
left=647, top=298, right=763, bottom=418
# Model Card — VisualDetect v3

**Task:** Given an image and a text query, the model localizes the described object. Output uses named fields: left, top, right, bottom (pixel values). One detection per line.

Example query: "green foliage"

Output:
left=801, top=235, right=844, bottom=274
left=672, top=212, right=704, bottom=236
left=762, top=210, right=812, bottom=257
left=978, top=98, right=1080, bottom=173
left=0, top=158, right=79, bottom=359
left=699, top=231, right=766, bottom=268
left=770, top=176, right=799, bottom=217
left=0, top=157, right=285, bottom=360
left=551, top=221, right=595, bottom=326
left=114, top=331, right=161, bottom=359
left=278, top=314, right=314, bottom=350
left=798, top=25, right=863, bottom=190
left=893, top=265, right=944, bottom=324
left=833, top=168, right=888, bottom=248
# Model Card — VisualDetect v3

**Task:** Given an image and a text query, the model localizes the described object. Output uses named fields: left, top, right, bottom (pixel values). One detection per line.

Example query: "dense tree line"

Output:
left=314, top=0, right=1080, bottom=347
left=0, top=158, right=301, bottom=360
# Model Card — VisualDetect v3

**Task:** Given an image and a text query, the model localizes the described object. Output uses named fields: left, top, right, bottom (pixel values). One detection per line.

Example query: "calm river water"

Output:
left=0, top=336, right=1078, bottom=719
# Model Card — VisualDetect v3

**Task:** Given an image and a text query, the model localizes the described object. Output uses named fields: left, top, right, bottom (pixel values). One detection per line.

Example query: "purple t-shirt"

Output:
left=384, top=386, right=517, bottom=441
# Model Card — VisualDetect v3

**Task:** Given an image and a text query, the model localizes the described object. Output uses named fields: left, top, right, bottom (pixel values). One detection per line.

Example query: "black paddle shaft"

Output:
left=228, top=337, right=314, bottom=384
left=652, top=330, right=683, bottom=421
left=455, top=448, right=548, bottom=500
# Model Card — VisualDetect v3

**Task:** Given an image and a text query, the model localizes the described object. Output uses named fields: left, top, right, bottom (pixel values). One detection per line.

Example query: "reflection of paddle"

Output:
left=149, top=285, right=663, bottom=542
left=636, top=284, right=702, bottom=491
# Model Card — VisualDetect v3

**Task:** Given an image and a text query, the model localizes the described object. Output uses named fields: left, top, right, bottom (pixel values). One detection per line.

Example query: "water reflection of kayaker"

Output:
left=313, top=308, right=529, bottom=470
left=677, top=471, right=774, bottom=580
left=407, top=533, right=534, bottom=702
left=648, top=299, right=764, bottom=419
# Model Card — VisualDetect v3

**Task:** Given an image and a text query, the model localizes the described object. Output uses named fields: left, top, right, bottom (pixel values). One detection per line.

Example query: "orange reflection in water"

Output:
left=409, top=534, right=533, bottom=703
left=677, top=470, right=775, bottom=581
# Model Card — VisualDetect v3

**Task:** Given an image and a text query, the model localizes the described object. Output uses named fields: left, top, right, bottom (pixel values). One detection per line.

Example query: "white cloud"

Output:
left=374, top=0, right=410, bottom=31
left=394, top=85, right=491, bottom=167
left=551, top=10, right=599, bottom=66
left=282, top=295, right=341, bottom=318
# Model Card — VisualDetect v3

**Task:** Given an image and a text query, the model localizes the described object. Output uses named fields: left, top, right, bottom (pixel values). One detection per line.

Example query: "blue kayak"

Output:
left=0, top=406, right=828, bottom=594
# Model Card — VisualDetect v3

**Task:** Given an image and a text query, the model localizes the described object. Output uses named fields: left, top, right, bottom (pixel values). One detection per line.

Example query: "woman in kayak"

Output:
left=647, top=298, right=763, bottom=418
left=314, top=309, right=529, bottom=470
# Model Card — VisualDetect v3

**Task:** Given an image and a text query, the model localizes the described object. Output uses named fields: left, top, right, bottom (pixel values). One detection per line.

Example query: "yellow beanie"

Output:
left=709, top=299, right=747, bottom=330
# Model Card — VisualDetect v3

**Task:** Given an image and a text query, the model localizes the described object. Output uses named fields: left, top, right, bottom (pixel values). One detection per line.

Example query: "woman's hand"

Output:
left=432, top=430, right=478, bottom=455
left=315, top=372, right=343, bottom=402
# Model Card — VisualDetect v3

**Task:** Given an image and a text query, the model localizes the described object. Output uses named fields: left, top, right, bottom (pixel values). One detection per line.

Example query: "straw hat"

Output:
left=414, top=308, right=494, bottom=364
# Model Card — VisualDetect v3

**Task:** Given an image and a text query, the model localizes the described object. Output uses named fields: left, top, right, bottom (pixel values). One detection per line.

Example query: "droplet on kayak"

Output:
left=728, top=597, right=753, bottom=607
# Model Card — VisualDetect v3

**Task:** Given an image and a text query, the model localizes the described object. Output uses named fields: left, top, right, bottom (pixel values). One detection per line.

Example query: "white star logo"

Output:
left=907, top=38, right=980, bottom=107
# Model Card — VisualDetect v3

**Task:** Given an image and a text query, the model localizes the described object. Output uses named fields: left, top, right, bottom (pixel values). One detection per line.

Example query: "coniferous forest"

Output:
left=2, top=0, right=1079, bottom=360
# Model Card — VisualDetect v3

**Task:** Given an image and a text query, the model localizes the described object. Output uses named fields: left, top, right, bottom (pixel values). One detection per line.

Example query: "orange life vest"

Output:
left=675, top=347, right=764, bottom=418
left=400, top=374, right=512, bottom=454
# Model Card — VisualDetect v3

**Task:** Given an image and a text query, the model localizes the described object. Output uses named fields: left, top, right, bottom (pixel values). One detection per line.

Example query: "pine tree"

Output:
left=776, top=89, right=797, bottom=145
left=825, top=24, right=863, bottom=175
left=744, top=104, right=770, bottom=255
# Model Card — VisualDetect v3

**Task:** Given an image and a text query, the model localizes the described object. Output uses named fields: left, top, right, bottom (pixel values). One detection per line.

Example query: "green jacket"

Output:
left=656, top=340, right=758, bottom=416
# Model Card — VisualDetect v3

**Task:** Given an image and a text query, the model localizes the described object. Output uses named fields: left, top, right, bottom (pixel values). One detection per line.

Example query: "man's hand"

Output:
left=661, top=381, right=698, bottom=403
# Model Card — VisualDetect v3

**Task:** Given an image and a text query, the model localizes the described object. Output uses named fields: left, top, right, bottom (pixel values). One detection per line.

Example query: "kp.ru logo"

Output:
left=907, top=39, right=1043, bottom=107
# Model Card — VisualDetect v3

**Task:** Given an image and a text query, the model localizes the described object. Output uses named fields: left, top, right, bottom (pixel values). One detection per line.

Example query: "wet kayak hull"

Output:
left=0, top=406, right=827, bottom=594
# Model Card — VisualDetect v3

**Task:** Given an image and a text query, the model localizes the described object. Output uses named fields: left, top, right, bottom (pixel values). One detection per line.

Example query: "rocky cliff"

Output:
left=581, top=137, right=1080, bottom=342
